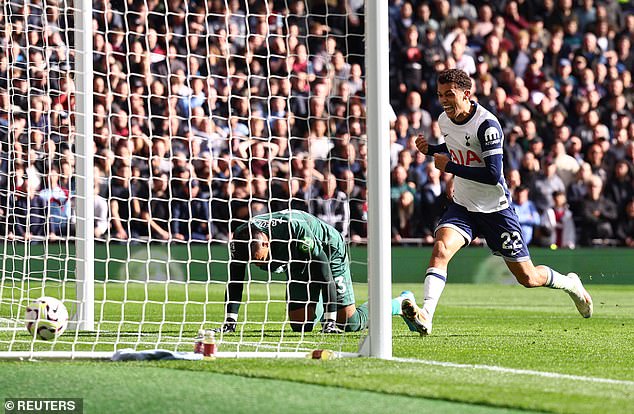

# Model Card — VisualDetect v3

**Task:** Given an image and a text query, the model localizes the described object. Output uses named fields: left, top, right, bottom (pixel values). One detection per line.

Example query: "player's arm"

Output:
left=296, top=237, right=339, bottom=332
left=444, top=153, right=502, bottom=185
left=217, top=245, right=248, bottom=333
left=443, top=119, right=503, bottom=185
left=309, top=250, right=338, bottom=323
left=415, top=133, right=449, bottom=156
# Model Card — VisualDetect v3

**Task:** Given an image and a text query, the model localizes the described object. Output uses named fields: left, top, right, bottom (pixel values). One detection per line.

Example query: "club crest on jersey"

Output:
left=450, top=149, right=483, bottom=166
left=299, top=237, right=314, bottom=253
left=465, top=135, right=471, bottom=146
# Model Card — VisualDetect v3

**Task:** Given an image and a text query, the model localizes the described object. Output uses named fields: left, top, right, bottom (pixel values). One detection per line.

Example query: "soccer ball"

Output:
left=24, top=296, right=69, bottom=340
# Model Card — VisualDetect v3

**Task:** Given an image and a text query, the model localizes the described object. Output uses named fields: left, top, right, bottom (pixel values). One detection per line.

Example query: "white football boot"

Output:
left=566, top=273, right=593, bottom=318
left=401, top=298, right=432, bottom=336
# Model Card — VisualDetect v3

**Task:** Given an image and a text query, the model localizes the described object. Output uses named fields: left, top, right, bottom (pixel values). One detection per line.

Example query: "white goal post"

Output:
left=0, top=0, right=391, bottom=360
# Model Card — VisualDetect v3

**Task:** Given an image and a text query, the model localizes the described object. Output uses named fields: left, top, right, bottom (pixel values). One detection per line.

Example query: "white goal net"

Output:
left=0, top=0, right=379, bottom=358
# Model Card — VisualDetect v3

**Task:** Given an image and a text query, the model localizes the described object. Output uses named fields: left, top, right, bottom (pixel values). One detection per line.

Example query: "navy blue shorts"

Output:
left=436, top=202, right=531, bottom=262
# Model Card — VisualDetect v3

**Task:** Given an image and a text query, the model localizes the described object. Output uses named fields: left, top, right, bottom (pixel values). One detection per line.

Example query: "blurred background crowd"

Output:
left=0, top=0, right=633, bottom=249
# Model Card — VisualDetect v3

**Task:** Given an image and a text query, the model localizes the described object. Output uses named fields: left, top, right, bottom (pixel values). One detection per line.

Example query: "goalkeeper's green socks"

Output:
left=344, top=302, right=368, bottom=332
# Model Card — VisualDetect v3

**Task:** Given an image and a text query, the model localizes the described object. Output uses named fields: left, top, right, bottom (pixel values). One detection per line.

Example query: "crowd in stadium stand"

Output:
left=0, top=0, right=633, bottom=249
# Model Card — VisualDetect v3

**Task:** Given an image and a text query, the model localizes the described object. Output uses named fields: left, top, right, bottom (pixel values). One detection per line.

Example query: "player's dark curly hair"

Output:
left=438, top=69, right=472, bottom=91
left=231, top=225, right=268, bottom=261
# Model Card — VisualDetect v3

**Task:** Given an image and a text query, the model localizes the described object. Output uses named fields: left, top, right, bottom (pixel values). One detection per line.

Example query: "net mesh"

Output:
left=0, top=0, right=368, bottom=356
left=0, top=0, right=77, bottom=337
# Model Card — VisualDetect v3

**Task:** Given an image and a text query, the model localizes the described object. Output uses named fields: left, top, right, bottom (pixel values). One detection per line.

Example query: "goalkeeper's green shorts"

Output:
left=287, top=247, right=355, bottom=310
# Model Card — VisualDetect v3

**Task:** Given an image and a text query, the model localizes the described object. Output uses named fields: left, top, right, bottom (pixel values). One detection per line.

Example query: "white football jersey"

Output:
left=438, top=102, right=510, bottom=213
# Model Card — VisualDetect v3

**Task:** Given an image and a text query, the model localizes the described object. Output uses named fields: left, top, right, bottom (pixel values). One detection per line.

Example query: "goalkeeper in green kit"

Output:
left=216, top=210, right=377, bottom=334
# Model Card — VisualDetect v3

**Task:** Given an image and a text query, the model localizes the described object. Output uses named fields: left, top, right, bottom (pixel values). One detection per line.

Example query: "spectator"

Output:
left=585, top=143, right=609, bottom=183
left=414, top=3, right=440, bottom=41
left=605, top=126, right=630, bottom=165
left=451, top=0, right=477, bottom=22
left=528, top=137, right=547, bottom=164
left=551, top=140, right=580, bottom=187
left=390, top=165, right=416, bottom=241
left=519, top=150, right=541, bottom=190
left=531, top=158, right=566, bottom=213
left=309, top=173, right=350, bottom=237
left=144, top=173, right=171, bottom=241
left=248, top=175, right=270, bottom=217
left=512, top=184, right=541, bottom=245
left=389, top=129, right=405, bottom=169
left=171, top=169, right=210, bottom=242
left=306, top=119, right=333, bottom=171
left=398, top=26, right=424, bottom=93
left=238, top=140, right=279, bottom=179
left=539, top=191, right=577, bottom=249
left=567, top=136, right=585, bottom=164
left=615, top=198, right=634, bottom=247
left=329, top=143, right=359, bottom=178
left=450, top=36, right=476, bottom=76
left=605, top=160, right=634, bottom=214
left=349, top=183, right=368, bottom=242
left=38, top=166, right=70, bottom=239
left=396, top=149, right=422, bottom=189
left=567, top=162, right=593, bottom=216
left=11, top=180, right=46, bottom=241
left=109, top=162, right=136, bottom=241
left=578, top=175, right=618, bottom=246
left=94, top=181, right=109, bottom=239
left=418, top=163, right=445, bottom=243
left=419, top=26, right=446, bottom=71
left=2, top=0, right=634, bottom=252
left=503, top=1, right=531, bottom=38
left=394, top=114, right=410, bottom=147
left=472, top=4, right=494, bottom=41
left=271, top=177, right=309, bottom=213
left=506, top=169, right=522, bottom=194
left=404, top=91, right=433, bottom=138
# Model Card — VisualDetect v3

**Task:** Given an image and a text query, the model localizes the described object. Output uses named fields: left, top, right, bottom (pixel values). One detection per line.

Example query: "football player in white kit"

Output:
left=400, top=69, right=593, bottom=336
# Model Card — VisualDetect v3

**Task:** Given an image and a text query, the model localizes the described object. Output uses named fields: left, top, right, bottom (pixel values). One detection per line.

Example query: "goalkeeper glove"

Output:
left=321, top=319, right=343, bottom=334
left=213, top=317, right=236, bottom=333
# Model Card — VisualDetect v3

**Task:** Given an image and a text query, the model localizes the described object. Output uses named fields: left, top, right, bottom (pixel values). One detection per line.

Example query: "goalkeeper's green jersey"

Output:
left=226, top=210, right=351, bottom=318
left=239, top=210, right=346, bottom=273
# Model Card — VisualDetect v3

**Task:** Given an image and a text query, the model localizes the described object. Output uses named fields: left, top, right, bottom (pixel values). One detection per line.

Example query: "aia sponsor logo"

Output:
left=450, top=149, right=483, bottom=166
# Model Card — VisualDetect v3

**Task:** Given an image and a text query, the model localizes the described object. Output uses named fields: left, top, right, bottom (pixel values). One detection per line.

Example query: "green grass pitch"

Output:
left=1, top=283, right=633, bottom=413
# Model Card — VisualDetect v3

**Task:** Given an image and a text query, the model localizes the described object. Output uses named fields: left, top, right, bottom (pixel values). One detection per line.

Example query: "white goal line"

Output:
left=0, top=350, right=362, bottom=360
left=393, top=357, right=634, bottom=386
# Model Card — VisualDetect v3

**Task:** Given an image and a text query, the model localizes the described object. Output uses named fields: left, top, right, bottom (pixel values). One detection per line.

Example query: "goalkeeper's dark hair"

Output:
left=231, top=225, right=268, bottom=261
left=438, top=69, right=472, bottom=91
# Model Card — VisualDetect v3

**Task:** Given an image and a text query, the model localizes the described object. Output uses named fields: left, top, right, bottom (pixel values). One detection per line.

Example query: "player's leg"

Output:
left=392, top=290, right=416, bottom=315
left=330, top=251, right=368, bottom=332
left=422, top=226, right=467, bottom=316
left=287, top=279, right=320, bottom=332
left=480, top=207, right=593, bottom=318
left=402, top=224, right=469, bottom=336
left=288, top=303, right=317, bottom=332
left=392, top=290, right=418, bottom=332
left=336, top=303, right=367, bottom=332
left=505, top=260, right=593, bottom=318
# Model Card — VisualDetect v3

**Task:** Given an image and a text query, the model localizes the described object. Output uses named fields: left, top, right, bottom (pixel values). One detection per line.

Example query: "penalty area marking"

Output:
left=393, top=357, right=634, bottom=386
